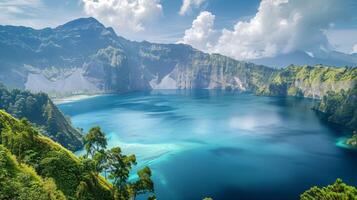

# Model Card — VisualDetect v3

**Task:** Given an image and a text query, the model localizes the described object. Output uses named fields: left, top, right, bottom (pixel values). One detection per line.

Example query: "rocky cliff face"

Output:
left=259, top=65, right=357, bottom=99
left=0, top=18, right=275, bottom=95
left=0, top=17, right=355, bottom=100
left=0, top=17, right=356, bottom=131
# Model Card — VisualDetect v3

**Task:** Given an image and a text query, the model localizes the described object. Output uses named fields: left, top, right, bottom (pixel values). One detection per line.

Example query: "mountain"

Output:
left=0, top=17, right=274, bottom=95
left=0, top=17, right=355, bottom=96
left=257, top=65, right=357, bottom=130
left=251, top=51, right=357, bottom=68
left=0, top=110, right=112, bottom=199
left=0, top=17, right=356, bottom=130
left=0, top=84, right=83, bottom=151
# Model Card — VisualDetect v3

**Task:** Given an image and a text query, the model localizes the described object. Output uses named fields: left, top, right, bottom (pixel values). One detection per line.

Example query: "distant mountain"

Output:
left=251, top=51, right=357, bottom=68
left=0, top=18, right=356, bottom=130
left=0, top=17, right=273, bottom=95
left=0, top=17, right=355, bottom=97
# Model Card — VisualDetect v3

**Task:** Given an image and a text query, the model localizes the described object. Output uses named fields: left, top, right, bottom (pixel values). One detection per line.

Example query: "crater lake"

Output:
left=58, top=90, right=357, bottom=200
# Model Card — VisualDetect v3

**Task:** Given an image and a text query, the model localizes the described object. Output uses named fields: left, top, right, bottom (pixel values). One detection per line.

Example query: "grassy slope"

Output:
left=0, top=145, right=67, bottom=200
left=0, top=110, right=112, bottom=200
left=0, top=85, right=83, bottom=151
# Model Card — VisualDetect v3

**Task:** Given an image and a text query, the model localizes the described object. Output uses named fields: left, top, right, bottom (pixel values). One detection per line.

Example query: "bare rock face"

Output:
left=25, top=68, right=103, bottom=95
left=0, top=17, right=355, bottom=100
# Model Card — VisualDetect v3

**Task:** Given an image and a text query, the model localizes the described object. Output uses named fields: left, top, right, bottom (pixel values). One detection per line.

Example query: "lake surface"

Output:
left=58, top=90, right=357, bottom=200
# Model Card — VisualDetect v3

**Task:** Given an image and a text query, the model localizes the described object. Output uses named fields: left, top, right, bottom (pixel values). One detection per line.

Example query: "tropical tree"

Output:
left=300, top=178, right=357, bottom=200
left=83, top=126, right=155, bottom=200
left=105, top=147, right=155, bottom=200
left=84, top=126, right=107, bottom=158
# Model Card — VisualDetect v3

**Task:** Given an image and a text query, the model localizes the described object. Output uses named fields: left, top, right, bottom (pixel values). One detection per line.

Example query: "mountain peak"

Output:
left=56, top=17, right=105, bottom=31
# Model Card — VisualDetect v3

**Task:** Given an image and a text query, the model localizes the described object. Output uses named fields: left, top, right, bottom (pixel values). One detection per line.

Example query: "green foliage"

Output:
left=85, top=126, right=107, bottom=158
left=262, top=65, right=357, bottom=99
left=315, top=87, right=357, bottom=130
left=0, top=85, right=83, bottom=151
left=301, top=179, right=357, bottom=200
left=256, top=65, right=357, bottom=130
left=0, top=110, right=155, bottom=200
left=83, top=127, right=155, bottom=200
left=0, top=110, right=112, bottom=200
left=0, top=145, right=66, bottom=200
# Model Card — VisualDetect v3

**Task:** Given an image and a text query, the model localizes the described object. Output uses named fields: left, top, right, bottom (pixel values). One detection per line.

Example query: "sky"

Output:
left=0, top=0, right=357, bottom=60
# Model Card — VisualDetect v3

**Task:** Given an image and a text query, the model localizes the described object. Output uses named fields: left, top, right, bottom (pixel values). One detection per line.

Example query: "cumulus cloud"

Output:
left=82, top=0, right=162, bottom=36
left=180, top=0, right=354, bottom=60
left=179, top=0, right=206, bottom=15
left=178, top=11, right=218, bottom=51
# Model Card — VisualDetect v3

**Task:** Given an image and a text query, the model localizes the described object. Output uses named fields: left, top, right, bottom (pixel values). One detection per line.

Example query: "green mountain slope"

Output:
left=0, top=145, right=66, bottom=200
left=0, top=110, right=112, bottom=200
left=314, top=88, right=357, bottom=130
left=0, top=84, right=83, bottom=151
left=256, top=65, right=357, bottom=130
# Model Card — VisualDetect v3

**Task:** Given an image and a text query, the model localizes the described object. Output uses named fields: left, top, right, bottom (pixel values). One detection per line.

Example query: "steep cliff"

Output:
left=0, top=17, right=356, bottom=130
left=259, top=65, right=356, bottom=99
left=253, top=65, right=356, bottom=129
left=0, top=18, right=276, bottom=95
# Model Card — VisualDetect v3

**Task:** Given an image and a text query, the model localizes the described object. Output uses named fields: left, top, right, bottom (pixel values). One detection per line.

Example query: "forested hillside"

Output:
left=0, top=110, right=111, bottom=199
left=0, top=110, right=154, bottom=200
left=313, top=87, right=357, bottom=131
left=0, top=84, right=83, bottom=151
left=0, top=145, right=66, bottom=200
left=257, top=65, right=357, bottom=130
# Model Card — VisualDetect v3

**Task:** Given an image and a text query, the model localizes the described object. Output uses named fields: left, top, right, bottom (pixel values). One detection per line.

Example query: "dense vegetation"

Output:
left=0, top=145, right=66, bottom=200
left=300, top=179, right=357, bottom=200
left=0, top=110, right=155, bottom=200
left=256, top=65, right=357, bottom=135
left=259, top=65, right=357, bottom=99
left=314, top=87, right=357, bottom=131
left=82, top=126, right=155, bottom=200
left=0, top=84, right=83, bottom=151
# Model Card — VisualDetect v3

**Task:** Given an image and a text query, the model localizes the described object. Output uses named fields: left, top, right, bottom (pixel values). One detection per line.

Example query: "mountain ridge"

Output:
left=0, top=17, right=356, bottom=130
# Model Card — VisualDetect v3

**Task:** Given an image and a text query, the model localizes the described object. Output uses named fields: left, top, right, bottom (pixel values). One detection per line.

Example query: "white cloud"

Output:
left=178, top=11, right=217, bottom=51
left=82, top=0, right=162, bottom=36
left=180, top=0, right=354, bottom=60
left=179, top=0, right=206, bottom=15
left=352, top=44, right=357, bottom=54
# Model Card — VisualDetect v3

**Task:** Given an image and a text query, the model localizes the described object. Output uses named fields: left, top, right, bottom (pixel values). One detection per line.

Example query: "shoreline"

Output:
left=335, top=137, right=357, bottom=150
left=52, top=94, right=103, bottom=104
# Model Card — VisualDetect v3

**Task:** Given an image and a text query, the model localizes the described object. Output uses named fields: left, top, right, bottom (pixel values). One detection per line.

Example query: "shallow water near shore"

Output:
left=58, top=90, right=357, bottom=200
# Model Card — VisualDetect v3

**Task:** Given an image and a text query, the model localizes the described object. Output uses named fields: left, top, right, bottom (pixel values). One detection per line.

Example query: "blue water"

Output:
left=58, top=90, right=357, bottom=200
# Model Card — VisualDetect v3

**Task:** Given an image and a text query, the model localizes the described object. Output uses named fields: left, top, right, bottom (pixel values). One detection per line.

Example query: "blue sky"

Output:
left=0, top=0, right=356, bottom=59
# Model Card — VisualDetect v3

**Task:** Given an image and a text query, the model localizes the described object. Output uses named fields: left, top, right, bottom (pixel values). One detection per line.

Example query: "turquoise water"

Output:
left=58, top=90, right=357, bottom=200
